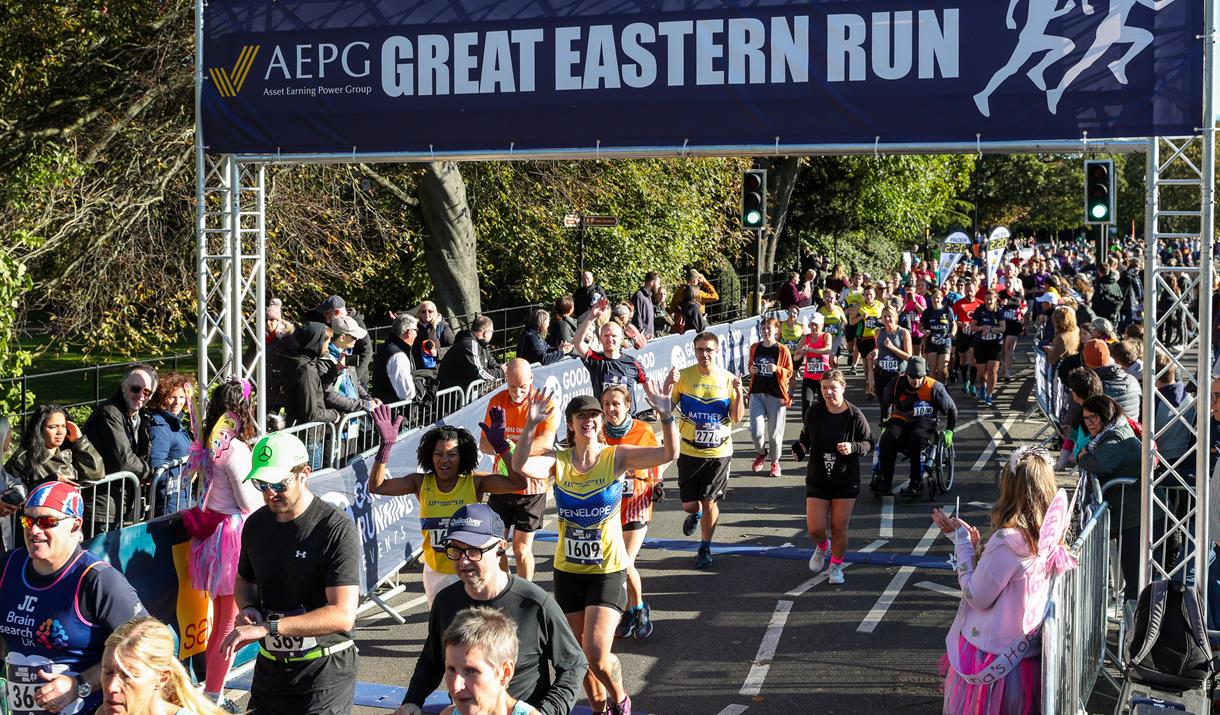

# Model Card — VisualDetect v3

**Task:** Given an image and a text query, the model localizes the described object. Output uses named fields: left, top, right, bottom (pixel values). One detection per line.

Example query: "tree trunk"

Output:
left=418, top=161, right=481, bottom=324
left=764, top=156, right=802, bottom=273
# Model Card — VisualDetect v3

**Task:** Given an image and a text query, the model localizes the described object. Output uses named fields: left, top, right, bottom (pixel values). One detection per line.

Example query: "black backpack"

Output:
left=1125, top=580, right=1214, bottom=690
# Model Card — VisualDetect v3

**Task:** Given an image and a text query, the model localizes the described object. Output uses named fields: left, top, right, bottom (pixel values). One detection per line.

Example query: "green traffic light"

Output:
left=1090, top=203, right=1108, bottom=220
left=745, top=210, right=762, bottom=226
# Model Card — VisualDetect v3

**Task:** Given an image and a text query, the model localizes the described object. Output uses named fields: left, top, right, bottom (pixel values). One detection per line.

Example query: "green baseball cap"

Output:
left=245, top=432, right=311, bottom=484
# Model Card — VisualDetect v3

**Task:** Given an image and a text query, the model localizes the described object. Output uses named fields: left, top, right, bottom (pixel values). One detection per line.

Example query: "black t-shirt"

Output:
left=404, top=577, right=587, bottom=715
left=238, top=497, right=361, bottom=694
left=749, top=343, right=783, bottom=397
left=921, top=307, right=953, bottom=345
left=812, top=407, right=853, bottom=481
left=580, top=352, right=646, bottom=405
left=973, top=306, right=1003, bottom=342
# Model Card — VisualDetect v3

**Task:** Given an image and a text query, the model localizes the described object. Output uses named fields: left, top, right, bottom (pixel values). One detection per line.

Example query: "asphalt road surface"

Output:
left=230, top=346, right=1058, bottom=715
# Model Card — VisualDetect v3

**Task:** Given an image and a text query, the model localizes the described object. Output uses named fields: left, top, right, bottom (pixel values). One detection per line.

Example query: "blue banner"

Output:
left=201, top=0, right=1202, bottom=155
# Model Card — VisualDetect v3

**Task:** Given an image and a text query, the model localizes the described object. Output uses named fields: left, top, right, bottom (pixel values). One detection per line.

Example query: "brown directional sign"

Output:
left=582, top=215, right=618, bottom=227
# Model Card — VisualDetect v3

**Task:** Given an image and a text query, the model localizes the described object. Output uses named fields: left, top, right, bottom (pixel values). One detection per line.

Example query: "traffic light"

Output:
left=742, top=169, right=767, bottom=229
left=1084, top=159, right=1114, bottom=225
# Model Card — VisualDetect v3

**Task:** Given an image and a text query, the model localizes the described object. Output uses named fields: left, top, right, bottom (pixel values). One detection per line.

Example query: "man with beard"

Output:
left=220, top=432, right=361, bottom=715
left=438, top=315, right=505, bottom=393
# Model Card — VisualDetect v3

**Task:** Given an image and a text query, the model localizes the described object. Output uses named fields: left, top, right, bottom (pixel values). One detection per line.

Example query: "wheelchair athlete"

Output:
left=873, top=356, right=958, bottom=498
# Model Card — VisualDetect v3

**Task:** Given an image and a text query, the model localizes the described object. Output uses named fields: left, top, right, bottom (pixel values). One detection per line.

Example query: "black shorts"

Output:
left=858, top=337, right=877, bottom=355
left=249, top=679, right=355, bottom=715
left=677, top=454, right=731, bottom=503
left=973, top=339, right=1002, bottom=363
left=1003, top=324, right=1023, bottom=338
left=487, top=492, right=547, bottom=533
left=954, top=333, right=974, bottom=353
left=553, top=569, right=628, bottom=614
left=924, top=337, right=951, bottom=356
left=805, top=470, right=862, bottom=500
left=622, top=520, right=648, bottom=532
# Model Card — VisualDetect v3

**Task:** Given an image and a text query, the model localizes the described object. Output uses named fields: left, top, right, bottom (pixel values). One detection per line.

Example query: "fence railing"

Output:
left=77, top=471, right=142, bottom=540
left=1, top=353, right=194, bottom=421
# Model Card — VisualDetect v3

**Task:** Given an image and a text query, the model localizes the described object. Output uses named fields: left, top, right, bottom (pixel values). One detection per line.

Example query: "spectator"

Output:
left=396, top=504, right=586, bottom=715
left=83, top=364, right=156, bottom=482
left=1111, top=339, right=1143, bottom=380
left=651, top=286, right=674, bottom=337
left=1153, top=352, right=1193, bottom=474
left=1118, top=258, right=1143, bottom=333
left=572, top=271, right=606, bottom=317
left=517, top=309, right=570, bottom=365
left=372, top=312, right=422, bottom=404
left=415, top=300, right=457, bottom=368
left=7, top=404, right=105, bottom=487
left=324, top=314, right=378, bottom=415
left=611, top=303, right=647, bottom=350
left=1090, top=317, right=1118, bottom=343
left=1077, top=394, right=1142, bottom=605
left=263, top=299, right=297, bottom=411
left=1123, top=322, right=1144, bottom=341
left=438, top=315, right=505, bottom=393
left=308, top=295, right=374, bottom=388
left=99, top=617, right=228, bottom=715
left=0, top=415, right=22, bottom=553
left=148, top=373, right=195, bottom=511
left=1046, top=306, right=1079, bottom=369
left=798, top=269, right=819, bottom=307
left=631, top=272, right=659, bottom=340
left=669, top=268, right=719, bottom=322
left=1060, top=367, right=1104, bottom=468
left=548, top=295, right=579, bottom=349
left=280, top=322, right=342, bottom=428
left=1070, top=274, right=1097, bottom=328
left=1091, top=259, right=1124, bottom=324
left=437, top=606, right=542, bottom=715
left=1083, top=339, right=1140, bottom=418
left=777, top=272, right=808, bottom=310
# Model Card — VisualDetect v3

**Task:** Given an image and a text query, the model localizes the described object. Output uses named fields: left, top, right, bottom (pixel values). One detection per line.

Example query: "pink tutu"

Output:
left=939, top=635, right=1040, bottom=715
left=188, top=512, right=246, bottom=597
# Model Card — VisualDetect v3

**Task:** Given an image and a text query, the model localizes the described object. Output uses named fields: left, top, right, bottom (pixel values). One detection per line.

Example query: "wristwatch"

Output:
left=74, top=674, right=92, bottom=700
left=267, top=613, right=281, bottom=637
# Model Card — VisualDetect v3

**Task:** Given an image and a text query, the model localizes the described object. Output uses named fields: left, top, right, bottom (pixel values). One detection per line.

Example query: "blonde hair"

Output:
left=991, top=449, right=1057, bottom=555
left=104, top=617, right=227, bottom=715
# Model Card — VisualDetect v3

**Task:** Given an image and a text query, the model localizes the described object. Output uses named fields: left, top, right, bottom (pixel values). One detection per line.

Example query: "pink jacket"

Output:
left=949, top=527, right=1042, bottom=655
left=204, top=414, right=264, bottom=516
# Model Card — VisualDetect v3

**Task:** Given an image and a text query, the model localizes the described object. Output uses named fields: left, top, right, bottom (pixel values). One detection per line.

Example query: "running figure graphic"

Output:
left=1046, top=0, right=1177, bottom=113
left=973, top=0, right=1078, bottom=117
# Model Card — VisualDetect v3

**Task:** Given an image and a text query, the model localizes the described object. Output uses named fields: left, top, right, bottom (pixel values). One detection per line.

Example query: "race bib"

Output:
left=1003, top=309, right=1019, bottom=321
left=981, top=329, right=1001, bottom=341
left=931, top=333, right=951, bottom=346
left=263, top=609, right=318, bottom=658
left=755, top=359, right=775, bottom=376
left=912, top=401, right=934, bottom=417
left=878, top=356, right=900, bottom=373
left=563, top=528, right=603, bottom=566
left=5, top=655, right=73, bottom=715
left=822, top=452, right=837, bottom=475
left=864, top=316, right=879, bottom=330
left=825, top=324, right=839, bottom=335
left=693, top=422, right=723, bottom=449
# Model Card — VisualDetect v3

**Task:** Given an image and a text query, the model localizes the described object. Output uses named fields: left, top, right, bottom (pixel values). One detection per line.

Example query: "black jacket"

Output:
left=372, top=335, right=413, bottom=403
left=437, top=329, right=504, bottom=392
left=305, top=307, right=374, bottom=388
left=82, top=393, right=152, bottom=480
left=281, top=322, right=342, bottom=426
left=518, top=329, right=567, bottom=365
left=573, top=283, right=606, bottom=317
left=797, top=401, right=873, bottom=484
left=548, top=315, right=578, bottom=349
left=1091, top=272, right=1123, bottom=323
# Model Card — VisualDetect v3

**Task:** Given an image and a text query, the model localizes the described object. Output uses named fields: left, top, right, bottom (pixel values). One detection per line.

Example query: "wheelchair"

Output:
left=870, top=423, right=955, bottom=501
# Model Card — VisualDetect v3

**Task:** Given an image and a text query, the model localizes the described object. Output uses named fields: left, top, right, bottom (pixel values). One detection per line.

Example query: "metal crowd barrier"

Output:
left=1043, top=501, right=1111, bottom=715
left=1032, top=349, right=1063, bottom=437
left=76, top=471, right=141, bottom=539
left=145, top=455, right=192, bottom=518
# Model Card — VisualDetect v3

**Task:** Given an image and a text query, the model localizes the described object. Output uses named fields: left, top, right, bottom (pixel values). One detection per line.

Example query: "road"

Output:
left=229, top=349, right=1056, bottom=714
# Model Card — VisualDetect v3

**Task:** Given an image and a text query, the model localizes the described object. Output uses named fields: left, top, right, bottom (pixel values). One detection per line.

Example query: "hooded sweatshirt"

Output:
left=281, top=322, right=341, bottom=427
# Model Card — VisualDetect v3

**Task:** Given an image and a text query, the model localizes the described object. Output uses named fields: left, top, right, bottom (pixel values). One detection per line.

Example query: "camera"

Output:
left=1, top=482, right=28, bottom=507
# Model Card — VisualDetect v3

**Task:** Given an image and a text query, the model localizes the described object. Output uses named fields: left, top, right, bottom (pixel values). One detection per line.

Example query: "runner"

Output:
left=571, top=299, right=647, bottom=408
left=512, top=383, right=678, bottom=715
left=748, top=318, right=794, bottom=478
left=921, top=285, right=956, bottom=382
left=856, top=285, right=885, bottom=397
left=793, top=369, right=873, bottom=585
left=779, top=305, right=806, bottom=377
left=951, top=276, right=983, bottom=396
left=1000, top=285, right=1027, bottom=380
left=842, top=275, right=865, bottom=374
left=971, top=288, right=1006, bottom=408
left=600, top=384, right=664, bottom=641
left=817, top=289, right=848, bottom=365
left=871, top=307, right=913, bottom=410
left=876, top=358, right=959, bottom=499
left=479, top=359, right=558, bottom=581
left=899, top=285, right=928, bottom=357
left=98, top=617, right=228, bottom=715
left=220, top=431, right=361, bottom=715
left=795, top=313, right=833, bottom=414
left=671, top=331, right=747, bottom=569
left=0, top=482, right=146, bottom=715
left=367, top=406, right=532, bottom=603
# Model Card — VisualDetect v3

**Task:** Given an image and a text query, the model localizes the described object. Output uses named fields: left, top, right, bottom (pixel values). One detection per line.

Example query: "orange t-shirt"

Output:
left=486, top=388, right=558, bottom=495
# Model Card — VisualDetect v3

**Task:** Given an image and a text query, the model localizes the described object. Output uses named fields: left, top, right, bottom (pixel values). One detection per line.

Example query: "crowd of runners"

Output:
left=0, top=230, right=1196, bottom=714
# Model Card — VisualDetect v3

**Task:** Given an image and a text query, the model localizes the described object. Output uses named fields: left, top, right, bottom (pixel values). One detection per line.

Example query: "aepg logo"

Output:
left=210, top=45, right=261, bottom=98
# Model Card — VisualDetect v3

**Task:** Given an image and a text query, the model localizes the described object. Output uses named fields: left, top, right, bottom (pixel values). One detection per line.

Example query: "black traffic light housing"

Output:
left=742, top=169, right=767, bottom=229
left=1084, top=159, right=1115, bottom=225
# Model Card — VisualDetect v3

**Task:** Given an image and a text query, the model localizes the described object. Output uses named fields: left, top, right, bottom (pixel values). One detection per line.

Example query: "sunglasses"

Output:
left=21, top=514, right=73, bottom=530
left=250, top=477, right=293, bottom=494
left=445, top=543, right=499, bottom=562
left=128, top=385, right=153, bottom=398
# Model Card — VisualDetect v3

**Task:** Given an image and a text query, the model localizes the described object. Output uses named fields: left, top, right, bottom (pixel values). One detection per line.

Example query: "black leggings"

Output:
left=878, top=420, right=934, bottom=487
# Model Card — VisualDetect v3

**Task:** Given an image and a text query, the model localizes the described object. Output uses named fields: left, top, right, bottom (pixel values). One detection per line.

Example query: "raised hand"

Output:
left=524, top=389, right=555, bottom=429
left=479, top=406, right=510, bottom=454
left=64, top=421, right=81, bottom=444
left=642, top=379, right=673, bottom=417
left=372, top=404, right=404, bottom=464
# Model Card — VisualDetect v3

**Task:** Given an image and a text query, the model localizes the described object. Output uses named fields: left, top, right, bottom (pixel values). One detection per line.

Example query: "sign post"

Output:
left=563, top=214, right=618, bottom=276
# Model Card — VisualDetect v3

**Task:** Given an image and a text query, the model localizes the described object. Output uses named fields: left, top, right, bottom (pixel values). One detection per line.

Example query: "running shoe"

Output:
left=751, top=453, right=767, bottom=473
left=218, top=698, right=244, bottom=714
left=967, top=384, right=976, bottom=396
left=897, top=483, right=921, bottom=499
left=809, top=542, right=830, bottom=573
left=984, top=393, right=995, bottom=407
left=976, top=388, right=988, bottom=404
left=682, top=510, right=702, bottom=536
left=828, top=563, right=846, bottom=585
left=769, top=461, right=782, bottom=478
left=609, top=695, right=633, bottom=715
left=634, top=603, right=654, bottom=639
left=852, top=364, right=859, bottom=375
left=615, top=608, right=638, bottom=639
left=961, top=381, right=971, bottom=395
left=695, top=545, right=713, bottom=569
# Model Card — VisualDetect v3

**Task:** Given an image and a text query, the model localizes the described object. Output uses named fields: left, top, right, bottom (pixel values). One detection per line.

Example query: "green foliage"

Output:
left=0, top=237, right=35, bottom=414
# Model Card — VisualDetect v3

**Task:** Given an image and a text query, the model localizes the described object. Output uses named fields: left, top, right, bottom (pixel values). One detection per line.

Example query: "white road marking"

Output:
left=784, top=539, right=887, bottom=597
left=967, top=502, right=991, bottom=509
left=970, top=415, right=1019, bottom=472
left=740, top=600, right=793, bottom=696
left=878, top=480, right=908, bottom=537
left=916, top=581, right=962, bottom=598
left=857, top=508, right=950, bottom=634
left=716, top=706, right=750, bottom=715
